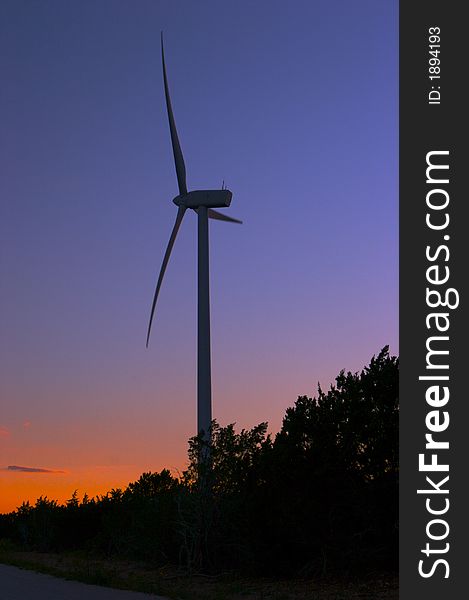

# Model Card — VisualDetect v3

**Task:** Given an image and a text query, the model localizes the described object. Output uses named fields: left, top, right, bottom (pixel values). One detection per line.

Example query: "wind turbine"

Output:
left=146, top=35, right=241, bottom=449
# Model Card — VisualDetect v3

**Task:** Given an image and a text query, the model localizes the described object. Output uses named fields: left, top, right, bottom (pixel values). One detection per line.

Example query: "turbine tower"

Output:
left=146, top=35, right=241, bottom=449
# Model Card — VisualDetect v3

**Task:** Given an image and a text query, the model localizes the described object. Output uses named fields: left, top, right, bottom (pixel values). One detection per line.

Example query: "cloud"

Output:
left=3, top=465, right=65, bottom=474
left=23, top=421, right=31, bottom=430
left=0, top=426, right=10, bottom=439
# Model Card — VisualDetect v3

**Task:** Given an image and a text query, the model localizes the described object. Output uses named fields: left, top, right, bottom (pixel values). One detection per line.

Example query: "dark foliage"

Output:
left=0, top=347, right=398, bottom=576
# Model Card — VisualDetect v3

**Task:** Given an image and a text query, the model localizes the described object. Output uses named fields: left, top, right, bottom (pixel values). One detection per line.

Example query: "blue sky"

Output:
left=0, top=0, right=398, bottom=511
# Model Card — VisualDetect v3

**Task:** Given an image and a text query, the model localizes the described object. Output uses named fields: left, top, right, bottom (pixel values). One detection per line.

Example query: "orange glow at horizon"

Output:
left=0, top=463, right=185, bottom=514
left=0, top=343, right=398, bottom=514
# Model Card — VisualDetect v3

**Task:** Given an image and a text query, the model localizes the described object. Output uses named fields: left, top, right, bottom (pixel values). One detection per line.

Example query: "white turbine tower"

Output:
left=146, top=35, right=241, bottom=449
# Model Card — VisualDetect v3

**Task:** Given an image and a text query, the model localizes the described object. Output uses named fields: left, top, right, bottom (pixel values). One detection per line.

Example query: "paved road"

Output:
left=0, top=564, right=169, bottom=600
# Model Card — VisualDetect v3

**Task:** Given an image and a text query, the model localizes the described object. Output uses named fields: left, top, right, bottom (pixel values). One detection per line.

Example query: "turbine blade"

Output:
left=208, top=209, right=243, bottom=224
left=161, top=33, right=187, bottom=195
left=146, top=206, right=186, bottom=347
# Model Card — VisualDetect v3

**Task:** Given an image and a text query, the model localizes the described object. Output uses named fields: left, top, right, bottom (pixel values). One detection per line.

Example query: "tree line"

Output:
left=0, top=347, right=398, bottom=576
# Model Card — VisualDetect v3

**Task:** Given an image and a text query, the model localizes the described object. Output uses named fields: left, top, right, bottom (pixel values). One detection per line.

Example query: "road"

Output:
left=0, top=564, right=169, bottom=600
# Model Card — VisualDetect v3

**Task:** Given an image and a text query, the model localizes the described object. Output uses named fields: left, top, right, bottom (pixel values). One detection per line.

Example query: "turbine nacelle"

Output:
left=173, top=189, right=232, bottom=209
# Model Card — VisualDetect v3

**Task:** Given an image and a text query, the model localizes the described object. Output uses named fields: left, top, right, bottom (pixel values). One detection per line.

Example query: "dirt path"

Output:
left=0, top=552, right=398, bottom=599
left=0, top=564, right=169, bottom=600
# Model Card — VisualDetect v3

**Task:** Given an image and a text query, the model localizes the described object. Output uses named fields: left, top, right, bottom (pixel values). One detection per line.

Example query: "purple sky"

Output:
left=0, top=0, right=397, bottom=510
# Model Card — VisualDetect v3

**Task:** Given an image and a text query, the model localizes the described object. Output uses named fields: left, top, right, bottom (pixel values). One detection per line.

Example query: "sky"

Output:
left=0, top=0, right=398, bottom=513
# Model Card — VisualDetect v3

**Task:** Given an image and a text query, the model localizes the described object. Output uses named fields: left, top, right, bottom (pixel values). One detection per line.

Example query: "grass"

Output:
left=0, top=541, right=398, bottom=599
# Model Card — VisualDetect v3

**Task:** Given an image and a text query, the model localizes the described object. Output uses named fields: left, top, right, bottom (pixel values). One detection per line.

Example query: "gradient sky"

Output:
left=0, top=0, right=398, bottom=513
